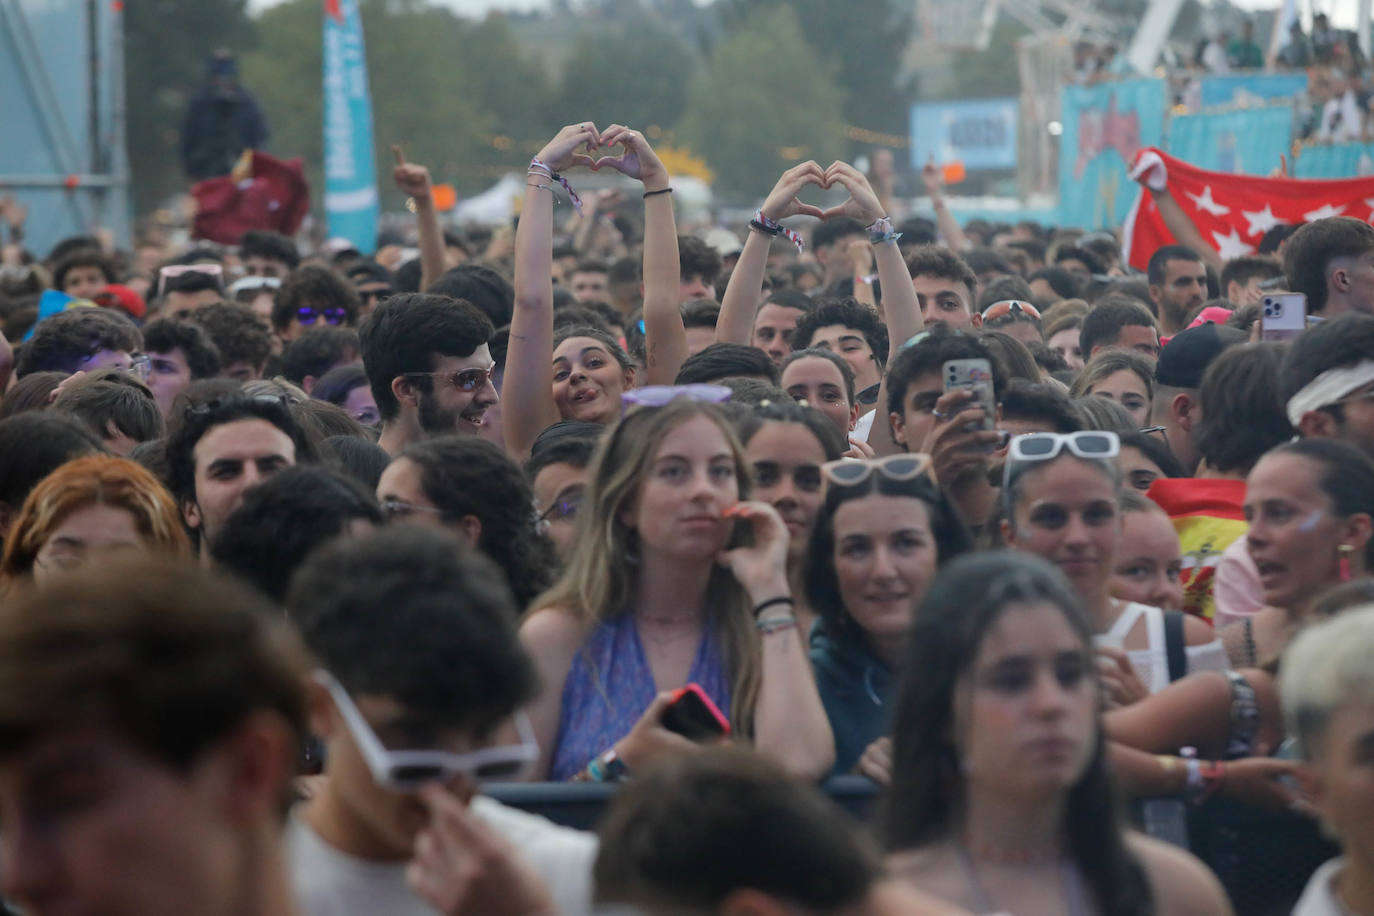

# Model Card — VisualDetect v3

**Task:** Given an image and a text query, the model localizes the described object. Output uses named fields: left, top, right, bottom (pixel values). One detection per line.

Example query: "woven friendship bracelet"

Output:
left=751, top=209, right=804, bottom=253
left=529, top=157, right=584, bottom=213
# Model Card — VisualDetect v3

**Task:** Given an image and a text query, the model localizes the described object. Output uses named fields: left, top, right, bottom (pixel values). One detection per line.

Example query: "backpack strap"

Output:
left=1164, top=611, right=1187, bottom=683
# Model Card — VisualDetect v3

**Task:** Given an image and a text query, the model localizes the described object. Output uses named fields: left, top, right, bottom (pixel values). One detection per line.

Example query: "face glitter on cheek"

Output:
left=1298, top=510, right=1324, bottom=533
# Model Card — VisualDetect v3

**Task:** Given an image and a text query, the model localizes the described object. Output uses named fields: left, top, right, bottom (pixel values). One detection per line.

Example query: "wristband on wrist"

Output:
left=866, top=216, right=901, bottom=245
left=751, top=210, right=804, bottom=253
left=643, top=187, right=673, bottom=199
left=529, top=157, right=583, bottom=213
left=756, top=614, right=797, bottom=635
left=752, top=595, right=794, bottom=619
left=589, top=747, right=630, bottom=783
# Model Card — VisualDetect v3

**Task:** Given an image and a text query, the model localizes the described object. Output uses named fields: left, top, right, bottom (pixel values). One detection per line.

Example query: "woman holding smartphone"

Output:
left=883, top=551, right=1233, bottom=915
left=519, top=396, right=833, bottom=782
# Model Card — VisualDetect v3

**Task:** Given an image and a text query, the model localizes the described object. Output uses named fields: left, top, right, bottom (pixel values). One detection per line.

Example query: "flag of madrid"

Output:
left=1122, top=147, right=1374, bottom=271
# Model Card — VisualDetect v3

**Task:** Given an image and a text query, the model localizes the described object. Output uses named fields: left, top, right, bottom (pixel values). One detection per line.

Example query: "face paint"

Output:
left=1298, top=510, right=1324, bottom=533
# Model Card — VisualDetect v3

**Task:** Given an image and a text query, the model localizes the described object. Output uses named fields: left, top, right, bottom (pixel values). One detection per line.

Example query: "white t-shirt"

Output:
left=1293, top=858, right=1348, bottom=916
left=1094, top=602, right=1229, bottom=694
left=287, top=796, right=597, bottom=916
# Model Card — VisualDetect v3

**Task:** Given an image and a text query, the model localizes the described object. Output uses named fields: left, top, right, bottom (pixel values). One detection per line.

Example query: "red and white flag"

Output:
left=1122, top=147, right=1374, bottom=271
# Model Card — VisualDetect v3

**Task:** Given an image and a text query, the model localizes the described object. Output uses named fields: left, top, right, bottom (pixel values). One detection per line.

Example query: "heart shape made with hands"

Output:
left=571, top=137, right=641, bottom=177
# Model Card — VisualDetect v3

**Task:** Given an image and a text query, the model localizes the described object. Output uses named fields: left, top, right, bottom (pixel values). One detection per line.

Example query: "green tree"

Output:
left=239, top=0, right=497, bottom=212
left=124, top=0, right=256, bottom=214
left=554, top=28, right=697, bottom=134
left=722, top=0, right=914, bottom=138
left=677, top=6, right=844, bottom=201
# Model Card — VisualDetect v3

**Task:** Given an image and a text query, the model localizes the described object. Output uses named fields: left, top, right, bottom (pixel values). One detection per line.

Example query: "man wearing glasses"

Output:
left=361, top=293, right=500, bottom=457
left=286, top=528, right=595, bottom=916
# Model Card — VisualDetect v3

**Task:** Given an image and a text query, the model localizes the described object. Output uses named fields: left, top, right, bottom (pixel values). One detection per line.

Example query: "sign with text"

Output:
left=911, top=98, right=1018, bottom=171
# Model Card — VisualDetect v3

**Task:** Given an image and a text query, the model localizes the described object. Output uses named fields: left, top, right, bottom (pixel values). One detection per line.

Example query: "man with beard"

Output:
left=360, top=293, right=498, bottom=457
left=1147, top=245, right=1207, bottom=338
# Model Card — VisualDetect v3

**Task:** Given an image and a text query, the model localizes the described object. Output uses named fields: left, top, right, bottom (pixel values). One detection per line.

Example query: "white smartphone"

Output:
left=1261, top=293, right=1307, bottom=342
left=942, top=358, right=996, bottom=433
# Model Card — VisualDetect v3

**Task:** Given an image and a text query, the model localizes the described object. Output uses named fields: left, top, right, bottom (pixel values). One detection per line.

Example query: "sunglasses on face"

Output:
left=360, top=288, right=393, bottom=304
left=297, top=307, right=348, bottom=326
left=380, top=497, right=446, bottom=522
left=538, top=487, right=584, bottom=524
left=404, top=366, right=496, bottom=394
left=821, top=453, right=934, bottom=487
left=315, top=671, right=538, bottom=790
left=752, top=461, right=823, bottom=493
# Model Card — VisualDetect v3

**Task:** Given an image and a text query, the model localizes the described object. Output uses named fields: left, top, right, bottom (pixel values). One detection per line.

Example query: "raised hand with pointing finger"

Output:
left=392, top=145, right=433, bottom=201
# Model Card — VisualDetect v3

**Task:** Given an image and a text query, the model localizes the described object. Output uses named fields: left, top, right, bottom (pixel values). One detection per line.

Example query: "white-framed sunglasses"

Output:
left=314, top=670, right=538, bottom=790
left=1007, top=430, right=1120, bottom=463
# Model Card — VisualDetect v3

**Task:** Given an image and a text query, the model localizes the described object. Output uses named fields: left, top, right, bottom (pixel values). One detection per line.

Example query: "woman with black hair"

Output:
left=735, top=399, right=846, bottom=637
left=805, top=455, right=973, bottom=777
left=376, top=435, right=557, bottom=611
left=883, top=550, right=1233, bottom=916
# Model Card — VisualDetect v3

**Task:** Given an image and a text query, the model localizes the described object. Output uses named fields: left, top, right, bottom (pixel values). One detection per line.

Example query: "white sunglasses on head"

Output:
left=314, top=670, right=538, bottom=791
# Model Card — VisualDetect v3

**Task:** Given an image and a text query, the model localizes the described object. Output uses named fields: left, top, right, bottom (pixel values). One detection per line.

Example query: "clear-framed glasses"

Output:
left=380, top=497, right=448, bottom=522
left=121, top=354, right=152, bottom=381
left=821, top=453, right=933, bottom=487
left=404, top=366, right=496, bottom=394
left=752, top=460, right=823, bottom=493
left=621, top=384, right=732, bottom=412
left=296, top=306, right=348, bottom=327
left=314, top=670, right=538, bottom=790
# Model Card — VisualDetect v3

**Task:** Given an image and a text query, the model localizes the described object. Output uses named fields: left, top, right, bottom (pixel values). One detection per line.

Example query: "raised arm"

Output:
left=921, top=157, right=970, bottom=253
left=822, top=161, right=922, bottom=456
left=716, top=162, right=826, bottom=346
left=392, top=146, right=448, bottom=292
left=504, top=123, right=599, bottom=458
left=592, top=125, right=687, bottom=385
left=1149, top=188, right=1224, bottom=272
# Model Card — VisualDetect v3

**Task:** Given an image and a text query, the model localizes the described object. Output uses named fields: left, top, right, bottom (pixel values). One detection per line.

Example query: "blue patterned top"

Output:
left=549, top=613, right=731, bottom=781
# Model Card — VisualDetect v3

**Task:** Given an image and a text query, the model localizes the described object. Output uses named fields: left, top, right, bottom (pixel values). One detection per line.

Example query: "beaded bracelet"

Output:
left=751, top=210, right=804, bottom=253
left=529, top=157, right=583, bottom=213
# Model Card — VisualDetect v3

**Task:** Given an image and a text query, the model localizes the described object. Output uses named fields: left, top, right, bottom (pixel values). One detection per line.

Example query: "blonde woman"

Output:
left=520, top=396, right=834, bottom=781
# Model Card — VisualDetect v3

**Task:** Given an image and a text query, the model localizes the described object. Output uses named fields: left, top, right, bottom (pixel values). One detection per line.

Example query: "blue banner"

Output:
left=910, top=98, right=1018, bottom=171
left=1293, top=143, right=1374, bottom=179
left=323, top=0, right=378, bottom=253
left=1168, top=105, right=1294, bottom=176
left=1198, top=73, right=1306, bottom=108
left=1058, top=79, right=1166, bottom=229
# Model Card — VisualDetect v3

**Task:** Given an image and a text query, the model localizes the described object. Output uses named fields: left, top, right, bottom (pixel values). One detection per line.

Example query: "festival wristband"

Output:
left=529, top=157, right=583, bottom=213
left=866, top=216, right=901, bottom=245
left=751, top=210, right=804, bottom=253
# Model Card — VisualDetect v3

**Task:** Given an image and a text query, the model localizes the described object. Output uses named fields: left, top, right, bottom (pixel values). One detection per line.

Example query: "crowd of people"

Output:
left=1, top=118, right=1374, bottom=916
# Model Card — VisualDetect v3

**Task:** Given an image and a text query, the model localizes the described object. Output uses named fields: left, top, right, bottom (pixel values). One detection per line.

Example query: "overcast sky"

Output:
left=253, top=0, right=1366, bottom=26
